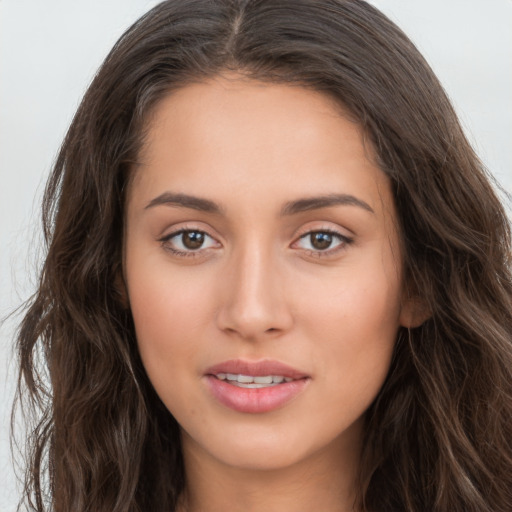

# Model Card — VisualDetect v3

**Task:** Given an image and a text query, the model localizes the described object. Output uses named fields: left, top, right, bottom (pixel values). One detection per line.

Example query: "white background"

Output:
left=1, top=1, right=511, bottom=509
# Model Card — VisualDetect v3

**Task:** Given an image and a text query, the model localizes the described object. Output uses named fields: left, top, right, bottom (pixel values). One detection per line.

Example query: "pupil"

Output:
left=311, top=232, right=332, bottom=250
left=183, top=231, right=204, bottom=249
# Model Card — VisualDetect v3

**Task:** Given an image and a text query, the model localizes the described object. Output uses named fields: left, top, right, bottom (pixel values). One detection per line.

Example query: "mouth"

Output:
left=212, top=373, right=294, bottom=388
left=204, top=359, right=310, bottom=413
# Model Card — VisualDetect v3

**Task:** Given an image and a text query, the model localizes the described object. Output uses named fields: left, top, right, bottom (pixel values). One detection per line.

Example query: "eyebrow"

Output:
left=144, top=192, right=223, bottom=213
left=281, top=194, right=374, bottom=216
left=144, top=192, right=374, bottom=215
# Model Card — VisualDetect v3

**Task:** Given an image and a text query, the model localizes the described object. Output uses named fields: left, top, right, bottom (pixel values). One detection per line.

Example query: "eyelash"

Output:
left=294, top=228, right=353, bottom=257
left=158, top=229, right=219, bottom=258
left=158, top=228, right=353, bottom=259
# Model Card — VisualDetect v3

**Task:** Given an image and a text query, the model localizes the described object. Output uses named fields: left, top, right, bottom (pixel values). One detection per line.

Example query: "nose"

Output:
left=216, top=242, right=294, bottom=340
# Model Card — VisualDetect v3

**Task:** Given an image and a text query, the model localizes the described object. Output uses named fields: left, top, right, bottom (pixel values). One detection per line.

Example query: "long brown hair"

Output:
left=14, top=1, right=512, bottom=510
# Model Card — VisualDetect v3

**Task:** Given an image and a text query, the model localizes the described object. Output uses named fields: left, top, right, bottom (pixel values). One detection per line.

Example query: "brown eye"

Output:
left=294, top=229, right=352, bottom=256
left=310, top=232, right=333, bottom=250
left=182, top=231, right=205, bottom=249
left=160, top=229, right=219, bottom=256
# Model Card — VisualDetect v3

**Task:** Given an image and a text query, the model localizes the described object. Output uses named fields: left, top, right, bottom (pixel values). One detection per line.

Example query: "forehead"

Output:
left=130, top=75, right=393, bottom=219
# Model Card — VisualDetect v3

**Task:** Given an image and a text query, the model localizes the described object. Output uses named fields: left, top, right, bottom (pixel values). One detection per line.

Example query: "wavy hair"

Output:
left=14, top=1, right=512, bottom=511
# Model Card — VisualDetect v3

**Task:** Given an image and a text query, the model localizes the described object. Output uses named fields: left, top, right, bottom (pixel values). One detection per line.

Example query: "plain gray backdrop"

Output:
left=1, top=1, right=511, bottom=509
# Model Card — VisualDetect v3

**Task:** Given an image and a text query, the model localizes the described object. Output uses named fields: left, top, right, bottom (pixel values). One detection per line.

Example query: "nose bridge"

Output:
left=217, top=234, right=292, bottom=338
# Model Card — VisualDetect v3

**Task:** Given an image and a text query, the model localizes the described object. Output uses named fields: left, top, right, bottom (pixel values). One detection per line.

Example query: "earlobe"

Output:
left=399, top=296, right=431, bottom=328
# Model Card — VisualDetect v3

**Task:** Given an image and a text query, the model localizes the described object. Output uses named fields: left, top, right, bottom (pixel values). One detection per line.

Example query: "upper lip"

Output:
left=205, top=359, right=309, bottom=379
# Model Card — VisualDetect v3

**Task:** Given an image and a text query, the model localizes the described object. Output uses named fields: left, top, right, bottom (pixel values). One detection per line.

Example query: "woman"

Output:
left=15, top=1, right=512, bottom=511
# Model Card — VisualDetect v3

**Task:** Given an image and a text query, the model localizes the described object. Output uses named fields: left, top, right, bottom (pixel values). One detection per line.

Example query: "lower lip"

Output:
left=205, top=376, right=309, bottom=414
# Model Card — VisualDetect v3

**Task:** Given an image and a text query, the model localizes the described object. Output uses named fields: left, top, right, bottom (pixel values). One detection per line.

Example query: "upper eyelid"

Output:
left=298, top=228, right=346, bottom=238
left=293, top=229, right=352, bottom=247
left=160, top=229, right=219, bottom=245
left=160, top=227, right=208, bottom=239
left=293, top=223, right=354, bottom=241
left=159, top=224, right=219, bottom=240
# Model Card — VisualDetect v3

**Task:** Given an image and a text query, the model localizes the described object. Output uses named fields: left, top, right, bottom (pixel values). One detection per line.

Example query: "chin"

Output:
left=217, top=443, right=309, bottom=472
left=182, top=418, right=354, bottom=473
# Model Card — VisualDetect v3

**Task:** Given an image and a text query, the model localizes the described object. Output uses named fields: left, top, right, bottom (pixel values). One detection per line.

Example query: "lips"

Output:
left=204, top=359, right=310, bottom=414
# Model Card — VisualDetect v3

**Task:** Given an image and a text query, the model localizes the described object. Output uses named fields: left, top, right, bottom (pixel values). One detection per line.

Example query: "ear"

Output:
left=399, top=295, right=431, bottom=328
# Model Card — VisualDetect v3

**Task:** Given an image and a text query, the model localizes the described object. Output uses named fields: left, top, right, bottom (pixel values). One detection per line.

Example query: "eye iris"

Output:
left=311, top=232, right=332, bottom=250
left=182, top=231, right=204, bottom=249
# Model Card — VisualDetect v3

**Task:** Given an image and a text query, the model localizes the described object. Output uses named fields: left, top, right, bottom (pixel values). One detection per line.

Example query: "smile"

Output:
left=205, top=359, right=310, bottom=413
left=214, top=373, right=293, bottom=388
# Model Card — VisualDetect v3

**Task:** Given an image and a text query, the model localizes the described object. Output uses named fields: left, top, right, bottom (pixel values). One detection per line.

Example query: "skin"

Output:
left=124, top=74, right=420, bottom=512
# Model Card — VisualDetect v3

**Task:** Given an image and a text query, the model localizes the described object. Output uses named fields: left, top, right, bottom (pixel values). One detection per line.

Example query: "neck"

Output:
left=177, top=424, right=362, bottom=512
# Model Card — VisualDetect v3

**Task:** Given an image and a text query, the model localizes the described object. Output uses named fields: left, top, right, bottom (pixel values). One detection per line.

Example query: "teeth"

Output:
left=232, top=382, right=275, bottom=388
left=214, top=373, right=293, bottom=386
left=253, top=376, right=273, bottom=384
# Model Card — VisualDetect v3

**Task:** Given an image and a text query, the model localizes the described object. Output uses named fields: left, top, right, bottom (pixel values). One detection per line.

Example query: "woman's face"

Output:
left=124, top=75, right=416, bottom=472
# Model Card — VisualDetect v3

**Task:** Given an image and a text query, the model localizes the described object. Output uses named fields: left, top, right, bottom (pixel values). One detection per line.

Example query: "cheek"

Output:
left=297, top=254, right=402, bottom=400
left=125, top=254, right=215, bottom=379
left=300, top=254, right=402, bottom=340
left=127, top=266, right=218, bottom=426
